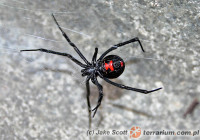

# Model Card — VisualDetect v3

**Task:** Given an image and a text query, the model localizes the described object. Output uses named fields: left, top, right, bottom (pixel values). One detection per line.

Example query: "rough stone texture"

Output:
left=0, top=0, right=199, bottom=140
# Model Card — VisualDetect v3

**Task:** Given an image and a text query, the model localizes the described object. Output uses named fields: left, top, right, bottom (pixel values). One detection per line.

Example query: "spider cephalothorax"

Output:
left=21, top=14, right=162, bottom=120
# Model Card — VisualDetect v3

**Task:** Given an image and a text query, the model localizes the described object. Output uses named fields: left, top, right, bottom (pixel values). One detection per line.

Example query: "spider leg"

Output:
left=92, top=76, right=103, bottom=117
left=20, top=48, right=88, bottom=68
left=51, top=14, right=91, bottom=65
left=91, top=47, right=98, bottom=66
left=86, top=75, right=92, bottom=129
left=98, top=37, right=144, bottom=61
left=98, top=72, right=162, bottom=94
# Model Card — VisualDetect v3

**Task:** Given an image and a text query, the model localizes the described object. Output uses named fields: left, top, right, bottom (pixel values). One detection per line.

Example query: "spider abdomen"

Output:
left=101, top=55, right=125, bottom=79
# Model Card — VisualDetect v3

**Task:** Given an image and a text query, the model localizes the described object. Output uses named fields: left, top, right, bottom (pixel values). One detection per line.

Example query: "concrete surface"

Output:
left=0, top=0, right=200, bottom=140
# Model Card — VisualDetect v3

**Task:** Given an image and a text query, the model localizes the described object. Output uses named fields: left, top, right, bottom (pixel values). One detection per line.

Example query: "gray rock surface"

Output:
left=0, top=0, right=199, bottom=140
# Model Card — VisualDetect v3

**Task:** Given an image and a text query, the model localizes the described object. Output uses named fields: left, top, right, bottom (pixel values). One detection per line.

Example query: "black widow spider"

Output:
left=21, top=14, right=162, bottom=119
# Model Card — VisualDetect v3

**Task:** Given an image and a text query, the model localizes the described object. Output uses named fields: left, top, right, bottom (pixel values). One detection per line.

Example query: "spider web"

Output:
left=0, top=1, right=95, bottom=85
left=0, top=0, right=165, bottom=86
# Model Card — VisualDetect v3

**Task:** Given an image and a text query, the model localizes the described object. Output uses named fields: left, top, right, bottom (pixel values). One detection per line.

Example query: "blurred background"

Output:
left=0, top=0, right=199, bottom=140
